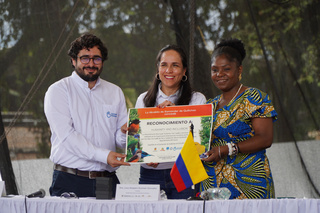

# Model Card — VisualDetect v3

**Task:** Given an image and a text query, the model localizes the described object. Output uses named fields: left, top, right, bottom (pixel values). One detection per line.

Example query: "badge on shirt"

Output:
left=106, top=111, right=117, bottom=118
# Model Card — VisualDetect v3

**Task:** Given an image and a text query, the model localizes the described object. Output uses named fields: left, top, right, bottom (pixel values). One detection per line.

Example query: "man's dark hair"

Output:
left=68, top=33, right=108, bottom=66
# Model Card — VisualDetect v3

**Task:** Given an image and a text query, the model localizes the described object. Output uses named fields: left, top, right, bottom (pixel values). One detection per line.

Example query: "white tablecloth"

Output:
left=0, top=196, right=319, bottom=213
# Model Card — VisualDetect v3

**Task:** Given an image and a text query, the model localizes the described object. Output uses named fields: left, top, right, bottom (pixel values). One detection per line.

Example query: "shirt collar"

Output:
left=157, top=82, right=182, bottom=99
left=71, top=71, right=101, bottom=89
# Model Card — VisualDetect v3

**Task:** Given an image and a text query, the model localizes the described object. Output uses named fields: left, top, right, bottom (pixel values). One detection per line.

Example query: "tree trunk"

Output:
left=0, top=109, right=18, bottom=195
left=168, top=0, right=217, bottom=99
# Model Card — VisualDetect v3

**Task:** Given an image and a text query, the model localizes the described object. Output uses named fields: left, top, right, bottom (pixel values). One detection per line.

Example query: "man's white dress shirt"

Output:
left=44, top=71, right=127, bottom=172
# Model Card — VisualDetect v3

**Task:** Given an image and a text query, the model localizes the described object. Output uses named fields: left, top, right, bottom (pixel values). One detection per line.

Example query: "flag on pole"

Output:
left=170, top=131, right=209, bottom=192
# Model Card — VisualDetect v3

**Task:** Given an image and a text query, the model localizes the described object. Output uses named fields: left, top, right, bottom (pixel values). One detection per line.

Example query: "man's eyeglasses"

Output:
left=60, top=192, right=78, bottom=199
left=78, top=56, right=103, bottom=65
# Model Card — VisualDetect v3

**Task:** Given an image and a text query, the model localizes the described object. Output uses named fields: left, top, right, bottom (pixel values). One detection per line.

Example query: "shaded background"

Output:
left=0, top=0, right=319, bottom=198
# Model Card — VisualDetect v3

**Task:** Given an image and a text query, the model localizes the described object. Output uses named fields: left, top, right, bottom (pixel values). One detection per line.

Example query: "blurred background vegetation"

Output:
left=0, top=0, right=319, bottom=161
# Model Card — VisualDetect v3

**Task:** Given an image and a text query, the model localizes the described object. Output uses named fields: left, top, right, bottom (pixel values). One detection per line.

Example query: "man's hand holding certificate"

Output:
left=125, top=104, right=213, bottom=163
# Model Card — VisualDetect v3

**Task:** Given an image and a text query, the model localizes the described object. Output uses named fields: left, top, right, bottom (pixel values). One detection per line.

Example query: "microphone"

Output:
left=27, top=189, right=46, bottom=198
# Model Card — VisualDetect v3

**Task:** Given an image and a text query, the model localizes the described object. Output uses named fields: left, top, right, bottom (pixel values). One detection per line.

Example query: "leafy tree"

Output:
left=0, top=0, right=319, bottom=157
left=191, top=0, right=320, bottom=141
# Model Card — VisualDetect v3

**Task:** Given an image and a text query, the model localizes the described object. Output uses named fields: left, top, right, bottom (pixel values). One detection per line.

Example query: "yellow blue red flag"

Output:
left=170, top=131, right=209, bottom=192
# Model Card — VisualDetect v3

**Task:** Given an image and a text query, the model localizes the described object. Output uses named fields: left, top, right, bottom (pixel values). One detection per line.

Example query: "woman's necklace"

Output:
left=230, top=84, right=243, bottom=103
left=219, top=84, right=243, bottom=104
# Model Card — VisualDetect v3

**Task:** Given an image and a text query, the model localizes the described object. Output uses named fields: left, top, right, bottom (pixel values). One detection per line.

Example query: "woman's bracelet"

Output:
left=227, top=142, right=239, bottom=157
left=227, top=143, right=233, bottom=156
left=236, top=143, right=241, bottom=153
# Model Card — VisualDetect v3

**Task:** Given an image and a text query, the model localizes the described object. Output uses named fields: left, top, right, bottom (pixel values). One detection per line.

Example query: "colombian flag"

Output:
left=170, top=131, right=209, bottom=192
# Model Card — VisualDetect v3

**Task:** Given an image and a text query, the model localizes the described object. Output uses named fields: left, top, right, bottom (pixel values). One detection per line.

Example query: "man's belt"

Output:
left=54, top=164, right=115, bottom=179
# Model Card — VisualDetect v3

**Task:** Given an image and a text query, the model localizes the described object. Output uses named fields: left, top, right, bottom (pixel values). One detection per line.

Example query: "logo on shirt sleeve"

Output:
left=106, top=111, right=118, bottom=118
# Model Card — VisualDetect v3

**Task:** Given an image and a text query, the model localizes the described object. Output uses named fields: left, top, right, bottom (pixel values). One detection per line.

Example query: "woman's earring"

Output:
left=155, top=73, right=160, bottom=80
left=239, top=73, right=242, bottom=81
left=182, top=75, right=188, bottom=82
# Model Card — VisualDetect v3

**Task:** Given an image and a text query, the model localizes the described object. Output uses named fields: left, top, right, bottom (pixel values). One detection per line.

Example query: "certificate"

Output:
left=125, top=104, right=213, bottom=163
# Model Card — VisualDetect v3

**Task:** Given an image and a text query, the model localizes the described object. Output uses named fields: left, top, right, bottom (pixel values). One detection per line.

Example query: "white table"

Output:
left=0, top=196, right=319, bottom=213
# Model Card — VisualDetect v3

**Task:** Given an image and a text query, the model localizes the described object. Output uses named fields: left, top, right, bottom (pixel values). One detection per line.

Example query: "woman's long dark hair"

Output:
left=143, top=44, right=193, bottom=107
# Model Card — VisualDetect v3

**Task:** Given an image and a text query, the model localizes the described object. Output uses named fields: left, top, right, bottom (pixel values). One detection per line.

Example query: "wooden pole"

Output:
left=0, top=109, right=18, bottom=195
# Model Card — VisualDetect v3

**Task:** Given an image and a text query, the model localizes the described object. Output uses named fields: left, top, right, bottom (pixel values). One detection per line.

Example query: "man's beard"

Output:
left=75, top=66, right=102, bottom=82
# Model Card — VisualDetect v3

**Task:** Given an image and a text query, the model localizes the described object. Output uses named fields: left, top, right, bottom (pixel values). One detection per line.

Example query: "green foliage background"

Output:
left=1, top=0, right=320, bottom=159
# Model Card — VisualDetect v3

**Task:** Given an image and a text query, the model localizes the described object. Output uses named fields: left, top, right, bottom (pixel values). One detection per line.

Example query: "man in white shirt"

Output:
left=44, top=33, right=130, bottom=198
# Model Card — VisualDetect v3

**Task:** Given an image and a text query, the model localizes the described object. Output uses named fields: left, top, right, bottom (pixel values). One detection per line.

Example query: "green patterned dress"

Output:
left=201, top=87, right=277, bottom=199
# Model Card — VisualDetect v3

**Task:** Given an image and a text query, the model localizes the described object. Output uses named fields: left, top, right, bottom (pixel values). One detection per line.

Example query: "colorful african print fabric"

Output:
left=201, top=87, right=277, bottom=199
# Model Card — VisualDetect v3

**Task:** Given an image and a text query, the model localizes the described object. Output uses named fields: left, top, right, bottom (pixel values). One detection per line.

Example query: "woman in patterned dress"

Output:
left=201, top=38, right=278, bottom=199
